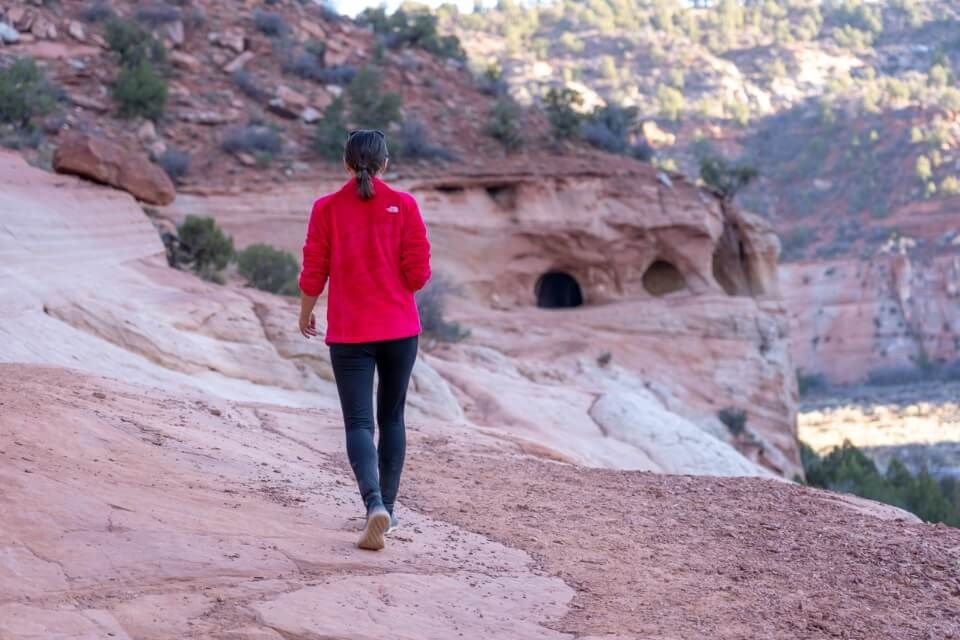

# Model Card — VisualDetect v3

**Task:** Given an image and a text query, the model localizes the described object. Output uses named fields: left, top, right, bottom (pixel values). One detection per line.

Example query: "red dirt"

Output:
left=404, top=443, right=960, bottom=640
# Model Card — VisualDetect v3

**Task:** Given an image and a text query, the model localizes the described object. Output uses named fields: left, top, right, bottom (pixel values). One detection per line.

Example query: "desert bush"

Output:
left=779, top=226, right=816, bottom=261
left=801, top=441, right=960, bottom=527
left=359, top=5, right=465, bottom=60
left=157, top=148, right=190, bottom=184
left=135, top=3, right=181, bottom=26
left=543, top=86, right=583, bottom=141
left=312, top=97, right=348, bottom=161
left=915, top=155, right=933, bottom=182
left=656, top=83, right=684, bottom=120
left=222, top=124, right=282, bottom=163
left=942, top=176, right=960, bottom=196
left=416, top=276, right=470, bottom=342
left=253, top=9, right=289, bottom=37
left=176, top=215, right=234, bottom=281
left=477, top=61, right=507, bottom=96
left=582, top=102, right=638, bottom=154
left=113, top=59, right=167, bottom=120
left=717, top=407, right=747, bottom=436
left=79, top=1, right=115, bottom=22
left=485, top=95, right=524, bottom=151
left=236, top=243, right=299, bottom=296
left=699, top=154, right=758, bottom=201
left=231, top=70, right=269, bottom=102
left=0, top=58, right=60, bottom=129
left=865, top=366, right=923, bottom=386
left=314, top=64, right=358, bottom=86
left=105, top=18, right=166, bottom=68
left=396, top=115, right=456, bottom=162
left=346, top=68, right=402, bottom=130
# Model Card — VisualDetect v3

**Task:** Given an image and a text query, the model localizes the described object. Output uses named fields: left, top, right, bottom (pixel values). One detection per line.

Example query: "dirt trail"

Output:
left=404, top=447, right=960, bottom=639
left=2, top=364, right=959, bottom=639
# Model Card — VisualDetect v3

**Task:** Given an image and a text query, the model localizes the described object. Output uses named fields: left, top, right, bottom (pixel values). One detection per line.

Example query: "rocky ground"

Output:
left=2, top=364, right=958, bottom=640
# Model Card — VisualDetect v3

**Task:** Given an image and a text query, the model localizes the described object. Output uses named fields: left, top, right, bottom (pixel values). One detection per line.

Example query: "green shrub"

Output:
left=396, top=115, right=456, bottom=162
left=104, top=18, right=166, bottom=68
left=417, top=276, right=470, bottom=342
left=699, top=154, right=758, bottom=201
left=717, top=407, right=747, bottom=436
left=485, top=95, right=524, bottom=151
left=779, top=226, right=817, bottom=261
left=237, top=243, right=299, bottom=295
left=346, top=68, right=402, bottom=130
left=176, top=215, right=235, bottom=281
left=656, top=83, right=684, bottom=121
left=801, top=441, right=960, bottom=527
left=360, top=5, right=466, bottom=60
left=0, top=58, right=60, bottom=128
left=312, top=97, right=349, bottom=161
left=113, top=59, right=167, bottom=120
left=543, top=86, right=583, bottom=141
left=797, top=369, right=828, bottom=396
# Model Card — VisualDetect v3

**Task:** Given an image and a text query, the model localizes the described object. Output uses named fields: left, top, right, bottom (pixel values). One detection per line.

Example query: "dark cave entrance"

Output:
left=535, top=271, right=584, bottom=309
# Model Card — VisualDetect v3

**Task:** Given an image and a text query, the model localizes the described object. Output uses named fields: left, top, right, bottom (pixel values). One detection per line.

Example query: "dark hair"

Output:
left=344, top=129, right=389, bottom=200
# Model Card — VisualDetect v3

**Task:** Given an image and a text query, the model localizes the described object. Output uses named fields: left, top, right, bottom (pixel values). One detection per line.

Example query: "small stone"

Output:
left=325, top=85, right=343, bottom=98
left=166, top=21, right=184, bottom=47
left=210, top=408, right=222, bottom=417
left=169, top=51, right=201, bottom=72
left=236, top=152, right=256, bottom=167
left=148, top=140, right=167, bottom=158
left=222, top=50, right=255, bottom=74
left=67, top=21, right=85, bottom=42
left=92, top=391, right=106, bottom=399
left=137, top=121, right=158, bottom=144
left=208, top=30, right=245, bottom=54
left=300, top=107, right=321, bottom=124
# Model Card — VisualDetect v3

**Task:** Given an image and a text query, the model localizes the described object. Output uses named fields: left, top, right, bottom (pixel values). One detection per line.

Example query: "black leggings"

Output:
left=329, top=336, right=418, bottom=514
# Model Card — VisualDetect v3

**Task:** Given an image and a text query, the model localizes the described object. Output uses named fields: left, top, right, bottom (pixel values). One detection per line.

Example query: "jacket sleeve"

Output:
left=400, top=195, right=431, bottom=292
left=298, top=200, right=331, bottom=297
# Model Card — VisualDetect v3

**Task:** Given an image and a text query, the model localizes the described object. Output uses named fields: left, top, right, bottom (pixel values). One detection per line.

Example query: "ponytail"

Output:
left=344, top=130, right=388, bottom=201
left=356, top=166, right=375, bottom=200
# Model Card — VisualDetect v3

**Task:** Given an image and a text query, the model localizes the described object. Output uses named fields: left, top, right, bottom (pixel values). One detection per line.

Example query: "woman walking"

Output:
left=297, top=129, right=431, bottom=550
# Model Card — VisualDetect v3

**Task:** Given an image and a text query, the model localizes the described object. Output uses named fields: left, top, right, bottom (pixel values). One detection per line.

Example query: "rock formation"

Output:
left=53, top=133, right=176, bottom=205
left=164, top=162, right=801, bottom=478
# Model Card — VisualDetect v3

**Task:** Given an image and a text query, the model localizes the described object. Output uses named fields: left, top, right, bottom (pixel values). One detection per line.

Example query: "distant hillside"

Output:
left=439, top=0, right=960, bottom=261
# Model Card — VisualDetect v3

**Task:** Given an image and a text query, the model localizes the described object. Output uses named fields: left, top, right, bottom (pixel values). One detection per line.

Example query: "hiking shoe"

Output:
left=357, top=506, right=390, bottom=551
left=386, top=512, right=399, bottom=535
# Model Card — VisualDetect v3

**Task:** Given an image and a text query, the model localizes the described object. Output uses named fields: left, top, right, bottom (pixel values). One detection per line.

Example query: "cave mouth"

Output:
left=536, top=271, right=584, bottom=309
left=642, top=259, right=687, bottom=297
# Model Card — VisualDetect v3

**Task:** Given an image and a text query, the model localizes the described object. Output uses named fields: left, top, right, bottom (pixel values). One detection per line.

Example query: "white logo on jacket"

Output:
left=386, top=205, right=399, bottom=213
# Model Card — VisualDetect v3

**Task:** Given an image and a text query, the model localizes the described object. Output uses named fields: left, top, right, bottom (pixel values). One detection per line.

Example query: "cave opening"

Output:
left=535, top=271, right=584, bottom=309
left=642, top=259, right=687, bottom=297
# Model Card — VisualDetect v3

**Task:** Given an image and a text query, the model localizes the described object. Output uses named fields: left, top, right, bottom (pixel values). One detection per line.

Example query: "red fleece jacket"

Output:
left=299, top=177, right=431, bottom=344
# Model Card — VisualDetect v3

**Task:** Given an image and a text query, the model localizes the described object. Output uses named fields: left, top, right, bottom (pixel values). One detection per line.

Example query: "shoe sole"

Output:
left=357, top=511, right=390, bottom=550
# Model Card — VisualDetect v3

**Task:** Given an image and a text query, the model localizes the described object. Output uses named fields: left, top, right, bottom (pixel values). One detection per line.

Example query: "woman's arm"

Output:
left=298, top=200, right=331, bottom=339
left=399, top=195, right=431, bottom=292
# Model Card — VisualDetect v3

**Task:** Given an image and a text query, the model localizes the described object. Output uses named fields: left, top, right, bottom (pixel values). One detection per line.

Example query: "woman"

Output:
left=297, top=129, right=431, bottom=551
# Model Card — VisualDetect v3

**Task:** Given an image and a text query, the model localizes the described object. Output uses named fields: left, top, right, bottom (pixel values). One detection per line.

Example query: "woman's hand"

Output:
left=299, top=294, right=320, bottom=339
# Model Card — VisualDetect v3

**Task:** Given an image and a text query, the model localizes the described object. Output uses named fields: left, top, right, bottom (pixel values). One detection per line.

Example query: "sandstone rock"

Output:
left=137, top=120, right=158, bottom=144
left=299, top=19, right=326, bottom=40
left=147, top=139, right=167, bottom=158
left=300, top=107, right=321, bottom=124
left=222, top=50, right=255, bottom=74
left=641, top=120, right=676, bottom=147
left=313, top=90, right=333, bottom=111
left=52, top=133, right=176, bottom=205
left=165, top=20, right=184, bottom=47
left=325, top=84, right=343, bottom=98
left=30, top=15, right=55, bottom=40
left=6, top=7, right=30, bottom=31
left=67, top=92, right=108, bottom=112
left=67, top=20, right=85, bottom=42
left=236, top=152, right=257, bottom=166
left=0, top=22, right=19, bottom=44
left=208, top=29, right=245, bottom=54
left=178, top=108, right=241, bottom=125
left=267, top=85, right=309, bottom=119
left=169, top=50, right=201, bottom=72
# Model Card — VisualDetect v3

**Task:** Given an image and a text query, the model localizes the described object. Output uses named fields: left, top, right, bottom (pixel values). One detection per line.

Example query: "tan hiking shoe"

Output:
left=357, top=506, right=390, bottom=550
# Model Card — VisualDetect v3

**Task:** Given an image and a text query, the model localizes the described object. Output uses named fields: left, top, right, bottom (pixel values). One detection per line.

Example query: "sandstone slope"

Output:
left=3, top=364, right=958, bottom=640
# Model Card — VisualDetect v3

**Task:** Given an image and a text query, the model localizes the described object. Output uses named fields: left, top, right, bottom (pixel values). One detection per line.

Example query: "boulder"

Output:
left=165, top=20, right=184, bottom=47
left=6, top=7, right=31, bottom=31
left=178, top=108, right=241, bottom=125
left=222, top=50, right=255, bottom=74
left=68, top=92, right=108, bottom=112
left=208, top=30, right=245, bottom=54
left=169, top=50, right=201, bottom=72
left=52, top=133, right=176, bottom=205
left=29, top=15, right=55, bottom=40
left=300, top=107, right=321, bottom=124
left=67, top=20, right=85, bottom=42
left=0, top=22, right=19, bottom=44
left=267, top=85, right=309, bottom=119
